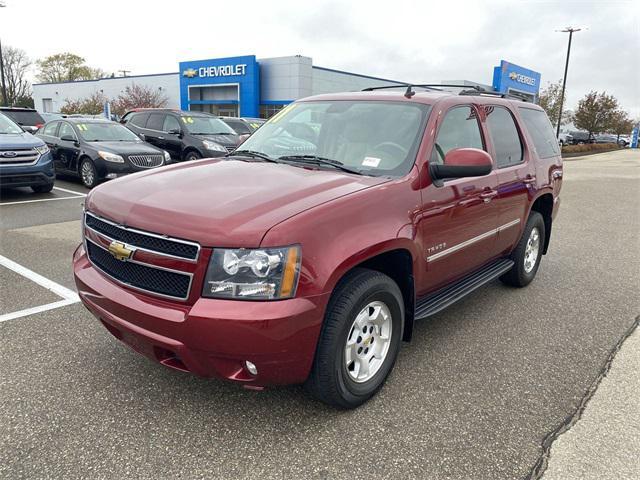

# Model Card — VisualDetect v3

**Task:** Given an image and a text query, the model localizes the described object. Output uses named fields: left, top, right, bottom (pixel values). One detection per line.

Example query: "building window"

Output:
left=260, top=104, right=285, bottom=119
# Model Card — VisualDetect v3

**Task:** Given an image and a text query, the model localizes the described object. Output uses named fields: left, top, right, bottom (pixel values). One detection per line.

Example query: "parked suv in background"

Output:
left=0, top=107, right=45, bottom=134
left=74, top=87, right=562, bottom=408
left=0, top=112, right=54, bottom=193
left=557, top=131, right=573, bottom=146
left=123, top=110, right=241, bottom=161
left=219, top=117, right=265, bottom=136
left=36, top=118, right=171, bottom=188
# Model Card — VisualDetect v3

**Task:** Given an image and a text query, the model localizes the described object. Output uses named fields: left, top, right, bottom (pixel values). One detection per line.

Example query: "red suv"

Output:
left=73, top=86, right=562, bottom=408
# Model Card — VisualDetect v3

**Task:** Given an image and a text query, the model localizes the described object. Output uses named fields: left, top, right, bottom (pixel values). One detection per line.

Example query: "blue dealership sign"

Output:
left=179, top=55, right=260, bottom=117
left=492, top=60, right=541, bottom=98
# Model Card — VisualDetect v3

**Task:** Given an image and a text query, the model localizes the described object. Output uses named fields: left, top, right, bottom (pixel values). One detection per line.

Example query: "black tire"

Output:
left=183, top=150, right=202, bottom=161
left=500, top=211, right=546, bottom=287
left=305, top=268, right=404, bottom=409
left=79, top=158, right=99, bottom=189
left=31, top=182, right=54, bottom=193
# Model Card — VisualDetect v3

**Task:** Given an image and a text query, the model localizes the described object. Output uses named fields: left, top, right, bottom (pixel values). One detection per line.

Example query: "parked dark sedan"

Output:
left=219, top=116, right=265, bottom=135
left=123, top=109, right=241, bottom=161
left=36, top=118, right=171, bottom=188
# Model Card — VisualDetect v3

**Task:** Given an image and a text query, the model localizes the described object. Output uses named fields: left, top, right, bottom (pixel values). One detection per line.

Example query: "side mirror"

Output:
left=430, top=148, right=492, bottom=182
left=60, top=134, right=77, bottom=143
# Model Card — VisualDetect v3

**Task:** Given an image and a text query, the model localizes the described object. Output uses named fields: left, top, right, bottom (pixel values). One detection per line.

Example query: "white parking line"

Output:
left=0, top=195, right=84, bottom=206
left=53, top=186, right=87, bottom=197
left=0, top=254, right=79, bottom=301
left=0, top=298, right=79, bottom=323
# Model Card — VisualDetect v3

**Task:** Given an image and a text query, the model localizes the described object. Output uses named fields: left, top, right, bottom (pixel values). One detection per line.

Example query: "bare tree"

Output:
left=1, top=44, right=32, bottom=106
left=110, top=84, right=169, bottom=116
left=60, top=91, right=107, bottom=115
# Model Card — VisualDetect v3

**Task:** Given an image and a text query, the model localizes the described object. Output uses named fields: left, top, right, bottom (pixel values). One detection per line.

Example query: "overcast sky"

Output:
left=1, top=0, right=638, bottom=116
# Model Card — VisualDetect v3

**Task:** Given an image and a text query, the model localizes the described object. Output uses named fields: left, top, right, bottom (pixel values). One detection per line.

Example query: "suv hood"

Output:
left=90, top=141, right=162, bottom=155
left=1, top=132, right=44, bottom=149
left=86, top=159, right=389, bottom=247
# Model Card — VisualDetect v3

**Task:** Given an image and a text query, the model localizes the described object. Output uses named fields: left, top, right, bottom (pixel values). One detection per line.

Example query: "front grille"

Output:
left=128, top=154, right=164, bottom=168
left=87, top=241, right=191, bottom=299
left=0, top=148, right=40, bottom=166
left=85, top=213, right=199, bottom=260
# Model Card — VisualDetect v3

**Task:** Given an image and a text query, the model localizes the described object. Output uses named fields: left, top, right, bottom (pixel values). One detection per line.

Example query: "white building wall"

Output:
left=32, top=73, right=180, bottom=113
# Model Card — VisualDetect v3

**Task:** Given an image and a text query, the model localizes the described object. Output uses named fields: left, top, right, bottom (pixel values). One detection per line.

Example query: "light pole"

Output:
left=0, top=1, right=8, bottom=107
left=555, top=27, right=581, bottom=138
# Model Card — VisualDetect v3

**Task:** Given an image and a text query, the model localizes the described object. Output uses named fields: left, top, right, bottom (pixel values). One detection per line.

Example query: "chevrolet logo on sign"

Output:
left=182, top=68, right=198, bottom=78
left=108, top=241, right=134, bottom=261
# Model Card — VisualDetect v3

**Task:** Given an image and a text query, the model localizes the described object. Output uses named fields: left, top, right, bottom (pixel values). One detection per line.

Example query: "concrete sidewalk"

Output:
left=542, top=323, right=640, bottom=480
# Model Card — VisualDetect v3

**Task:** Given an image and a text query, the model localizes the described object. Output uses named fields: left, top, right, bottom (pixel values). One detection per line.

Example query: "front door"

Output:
left=56, top=122, right=81, bottom=173
left=417, top=105, right=500, bottom=295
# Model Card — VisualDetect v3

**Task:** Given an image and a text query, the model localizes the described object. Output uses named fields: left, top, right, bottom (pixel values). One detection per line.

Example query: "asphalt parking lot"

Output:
left=1, top=150, right=639, bottom=480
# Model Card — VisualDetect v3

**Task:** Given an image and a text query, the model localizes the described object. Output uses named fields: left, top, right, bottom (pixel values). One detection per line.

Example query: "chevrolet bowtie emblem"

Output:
left=108, top=241, right=134, bottom=261
left=182, top=68, right=198, bottom=78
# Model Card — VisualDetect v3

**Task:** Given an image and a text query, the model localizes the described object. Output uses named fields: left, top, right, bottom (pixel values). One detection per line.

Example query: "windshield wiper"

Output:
left=277, top=155, right=362, bottom=175
left=227, top=149, right=280, bottom=163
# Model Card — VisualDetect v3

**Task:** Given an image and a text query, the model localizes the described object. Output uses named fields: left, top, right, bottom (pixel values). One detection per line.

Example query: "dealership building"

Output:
left=32, top=55, right=541, bottom=118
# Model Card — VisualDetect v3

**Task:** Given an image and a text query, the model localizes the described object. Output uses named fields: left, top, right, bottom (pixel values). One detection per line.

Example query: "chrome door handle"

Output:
left=158, top=136, right=165, bottom=140
left=479, top=190, right=498, bottom=202
left=523, top=175, right=537, bottom=184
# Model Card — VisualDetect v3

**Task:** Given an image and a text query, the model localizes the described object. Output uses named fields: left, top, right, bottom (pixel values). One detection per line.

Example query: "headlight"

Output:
left=202, top=246, right=301, bottom=300
left=97, top=151, right=124, bottom=163
left=163, top=150, right=171, bottom=162
left=34, top=144, right=49, bottom=155
left=202, top=140, right=227, bottom=152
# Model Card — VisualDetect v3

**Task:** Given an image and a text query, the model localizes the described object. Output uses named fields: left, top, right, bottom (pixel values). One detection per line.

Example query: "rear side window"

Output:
left=43, top=121, right=59, bottom=137
left=519, top=108, right=560, bottom=158
left=146, top=113, right=165, bottom=131
left=485, top=106, right=523, bottom=168
left=431, top=106, right=484, bottom=165
left=129, top=113, right=150, bottom=127
left=1, top=110, right=44, bottom=126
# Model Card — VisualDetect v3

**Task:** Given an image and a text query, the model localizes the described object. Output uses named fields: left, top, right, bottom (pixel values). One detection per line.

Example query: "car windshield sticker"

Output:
left=181, top=117, right=195, bottom=124
left=77, top=124, right=88, bottom=131
left=362, top=157, right=381, bottom=167
left=269, top=104, right=296, bottom=124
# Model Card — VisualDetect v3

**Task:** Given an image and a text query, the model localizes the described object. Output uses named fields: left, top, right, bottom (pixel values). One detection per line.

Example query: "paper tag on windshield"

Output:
left=362, top=156, right=381, bottom=167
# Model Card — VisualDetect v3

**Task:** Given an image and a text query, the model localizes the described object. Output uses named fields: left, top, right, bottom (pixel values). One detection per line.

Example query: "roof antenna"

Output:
left=404, top=84, right=415, bottom=98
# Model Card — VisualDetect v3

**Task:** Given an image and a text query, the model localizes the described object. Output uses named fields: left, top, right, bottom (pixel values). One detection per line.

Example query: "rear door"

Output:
left=417, top=104, right=500, bottom=294
left=484, top=105, right=533, bottom=254
left=143, top=113, right=166, bottom=149
left=162, top=114, right=183, bottom=159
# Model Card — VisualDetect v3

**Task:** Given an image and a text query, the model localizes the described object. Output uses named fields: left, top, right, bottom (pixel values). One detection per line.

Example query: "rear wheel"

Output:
left=80, top=158, right=99, bottom=189
left=305, top=268, right=403, bottom=409
left=500, top=212, right=545, bottom=287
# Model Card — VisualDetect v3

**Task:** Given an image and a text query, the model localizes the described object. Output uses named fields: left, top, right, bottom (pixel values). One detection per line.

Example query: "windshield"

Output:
left=182, top=116, right=236, bottom=135
left=238, top=101, right=431, bottom=177
left=77, top=122, right=141, bottom=142
left=0, top=113, right=23, bottom=134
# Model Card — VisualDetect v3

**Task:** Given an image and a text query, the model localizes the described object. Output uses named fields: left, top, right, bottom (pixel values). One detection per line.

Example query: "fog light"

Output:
left=245, top=360, right=258, bottom=376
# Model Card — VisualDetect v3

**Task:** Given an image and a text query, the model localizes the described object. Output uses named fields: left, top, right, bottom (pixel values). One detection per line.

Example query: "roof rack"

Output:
left=459, top=89, right=529, bottom=102
left=362, top=83, right=527, bottom=101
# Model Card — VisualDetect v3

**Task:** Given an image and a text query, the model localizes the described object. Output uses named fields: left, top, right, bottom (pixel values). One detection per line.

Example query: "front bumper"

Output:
left=0, top=152, right=55, bottom=188
left=73, top=244, right=329, bottom=386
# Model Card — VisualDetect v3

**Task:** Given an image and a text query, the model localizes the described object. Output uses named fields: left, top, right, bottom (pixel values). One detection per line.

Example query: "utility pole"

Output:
left=118, top=69, right=131, bottom=77
left=556, top=27, right=581, bottom=138
left=0, top=1, right=8, bottom=107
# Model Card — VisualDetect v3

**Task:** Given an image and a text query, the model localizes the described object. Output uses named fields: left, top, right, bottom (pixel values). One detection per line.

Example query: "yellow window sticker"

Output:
left=269, top=103, right=296, bottom=124
left=181, top=117, right=195, bottom=124
left=77, top=124, right=88, bottom=131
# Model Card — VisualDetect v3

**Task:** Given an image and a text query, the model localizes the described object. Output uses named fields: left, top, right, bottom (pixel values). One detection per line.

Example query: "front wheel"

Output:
left=305, top=268, right=403, bottom=409
left=80, top=158, right=99, bottom=188
left=183, top=150, right=202, bottom=162
left=500, top=212, right=545, bottom=287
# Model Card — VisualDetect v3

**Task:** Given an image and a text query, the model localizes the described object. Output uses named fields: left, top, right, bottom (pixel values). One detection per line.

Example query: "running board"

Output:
left=415, top=258, right=514, bottom=319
